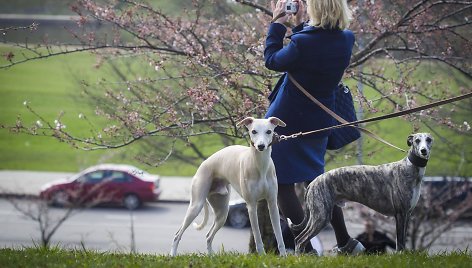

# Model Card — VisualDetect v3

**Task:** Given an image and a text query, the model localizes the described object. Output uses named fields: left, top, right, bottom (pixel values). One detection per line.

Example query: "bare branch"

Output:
left=234, top=0, right=272, bottom=16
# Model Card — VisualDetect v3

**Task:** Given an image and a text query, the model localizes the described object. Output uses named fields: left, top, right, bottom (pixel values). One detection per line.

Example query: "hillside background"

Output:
left=1, top=0, right=470, bottom=176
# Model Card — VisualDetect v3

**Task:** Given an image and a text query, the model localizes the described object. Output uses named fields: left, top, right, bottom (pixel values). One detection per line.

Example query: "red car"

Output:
left=39, top=164, right=162, bottom=210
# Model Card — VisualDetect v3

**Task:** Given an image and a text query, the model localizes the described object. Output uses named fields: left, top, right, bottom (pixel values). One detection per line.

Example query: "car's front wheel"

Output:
left=51, top=190, right=69, bottom=207
left=228, top=207, right=249, bottom=228
left=123, top=194, right=141, bottom=210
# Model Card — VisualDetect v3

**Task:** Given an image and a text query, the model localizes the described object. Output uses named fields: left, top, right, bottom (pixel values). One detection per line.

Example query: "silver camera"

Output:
left=285, top=0, right=298, bottom=14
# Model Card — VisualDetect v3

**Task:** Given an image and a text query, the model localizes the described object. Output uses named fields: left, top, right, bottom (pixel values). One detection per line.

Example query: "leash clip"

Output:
left=272, top=132, right=303, bottom=145
left=278, top=134, right=288, bottom=141
left=280, top=132, right=301, bottom=141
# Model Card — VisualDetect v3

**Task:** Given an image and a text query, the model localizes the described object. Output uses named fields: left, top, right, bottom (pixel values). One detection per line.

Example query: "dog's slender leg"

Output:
left=170, top=199, right=206, bottom=256
left=266, top=196, right=287, bottom=256
left=247, top=201, right=265, bottom=254
left=294, top=190, right=332, bottom=255
left=405, top=212, right=411, bottom=242
left=294, top=217, right=314, bottom=254
left=205, top=188, right=230, bottom=254
left=171, top=175, right=211, bottom=256
left=395, top=212, right=409, bottom=251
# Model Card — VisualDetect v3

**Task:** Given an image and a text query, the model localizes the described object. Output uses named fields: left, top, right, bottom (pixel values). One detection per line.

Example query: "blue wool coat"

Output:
left=265, top=22, right=355, bottom=138
left=264, top=22, right=355, bottom=184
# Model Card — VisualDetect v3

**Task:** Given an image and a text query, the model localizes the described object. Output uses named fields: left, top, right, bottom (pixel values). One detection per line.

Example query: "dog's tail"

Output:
left=288, top=207, right=310, bottom=232
left=288, top=191, right=311, bottom=232
left=193, top=201, right=209, bottom=230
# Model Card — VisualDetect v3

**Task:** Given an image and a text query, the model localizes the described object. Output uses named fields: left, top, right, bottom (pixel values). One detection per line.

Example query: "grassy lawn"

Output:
left=0, top=44, right=198, bottom=175
left=0, top=46, right=101, bottom=170
left=0, top=247, right=471, bottom=268
left=0, top=43, right=235, bottom=176
left=0, top=44, right=471, bottom=176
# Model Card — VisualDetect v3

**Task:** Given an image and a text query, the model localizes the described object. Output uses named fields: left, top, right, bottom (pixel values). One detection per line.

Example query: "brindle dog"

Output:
left=291, top=133, right=434, bottom=254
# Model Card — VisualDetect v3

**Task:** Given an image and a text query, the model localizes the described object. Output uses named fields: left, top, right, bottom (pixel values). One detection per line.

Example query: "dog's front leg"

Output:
left=267, top=196, right=287, bottom=256
left=395, top=212, right=409, bottom=251
left=247, top=201, right=265, bottom=255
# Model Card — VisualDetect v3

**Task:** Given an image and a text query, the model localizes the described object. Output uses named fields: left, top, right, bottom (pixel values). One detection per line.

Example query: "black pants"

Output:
left=277, top=183, right=351, bottom=250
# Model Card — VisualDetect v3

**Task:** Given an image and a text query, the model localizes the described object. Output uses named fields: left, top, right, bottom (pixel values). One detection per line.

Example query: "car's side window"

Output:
left=109, top=171, right=130, bottom=183
left=78, top=171, right=106, bottom=184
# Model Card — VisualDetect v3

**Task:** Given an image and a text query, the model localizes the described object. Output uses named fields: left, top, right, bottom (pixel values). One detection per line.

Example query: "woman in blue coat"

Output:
left=265, top=0, right=364, bottom=254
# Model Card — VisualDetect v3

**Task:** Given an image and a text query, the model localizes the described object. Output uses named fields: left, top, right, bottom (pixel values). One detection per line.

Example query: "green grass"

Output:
left=1, top=44, right=471, bottom=176
left=0, top=44, right=228, bottom=176
left=0, top=247, right=471, bottom=268
left=0, top=44, right=198, bottom=175
left=0, top=46, right=99, bottom=171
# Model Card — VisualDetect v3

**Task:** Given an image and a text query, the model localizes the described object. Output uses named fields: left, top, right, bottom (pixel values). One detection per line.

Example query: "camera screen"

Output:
left=287, top=6, right=292, bottom=10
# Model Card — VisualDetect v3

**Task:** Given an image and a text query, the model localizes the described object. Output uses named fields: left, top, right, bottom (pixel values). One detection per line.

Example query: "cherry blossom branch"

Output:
left=1, top=44, right=189, bottom=69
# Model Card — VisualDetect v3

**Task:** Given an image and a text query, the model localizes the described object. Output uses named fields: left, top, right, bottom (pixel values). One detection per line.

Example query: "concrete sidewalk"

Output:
left=0, top=170, right=242, bottom=202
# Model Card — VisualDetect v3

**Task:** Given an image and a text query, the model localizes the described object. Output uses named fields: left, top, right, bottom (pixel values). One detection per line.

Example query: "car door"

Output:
left=75, top=170, right=108, bottom=205
left=107, top=170, right=132, bottom=202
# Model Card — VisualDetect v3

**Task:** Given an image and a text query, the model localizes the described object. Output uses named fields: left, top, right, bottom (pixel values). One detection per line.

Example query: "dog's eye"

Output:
left=415, top=139, right=421, bottom=144
left=266, top=130, right=272, bottom=135
left=252, top=130, right=257, bottom=134
left=426, top=137, right=432, bottom=143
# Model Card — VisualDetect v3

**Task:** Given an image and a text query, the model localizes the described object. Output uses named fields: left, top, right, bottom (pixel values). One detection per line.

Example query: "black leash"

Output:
left=276, top=91, right=472, bottom=143
left=342, top=91, right=472, bottom=128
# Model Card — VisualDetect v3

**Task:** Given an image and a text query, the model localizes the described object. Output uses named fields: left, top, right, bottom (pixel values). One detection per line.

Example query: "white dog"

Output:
left=170, top=117, right=287, bottom=256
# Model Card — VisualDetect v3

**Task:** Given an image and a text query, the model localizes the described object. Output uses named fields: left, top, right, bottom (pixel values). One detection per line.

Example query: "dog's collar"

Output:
left=408, top=151, right=429, bottom=167
left=268, top=133, right=280, bottom=147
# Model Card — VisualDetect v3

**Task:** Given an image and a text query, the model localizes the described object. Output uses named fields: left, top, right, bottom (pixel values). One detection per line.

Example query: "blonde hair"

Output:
left=307, top=0, right=352, bottom=30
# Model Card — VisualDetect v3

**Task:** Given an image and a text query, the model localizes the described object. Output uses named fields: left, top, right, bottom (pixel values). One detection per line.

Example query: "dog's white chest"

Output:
left=418, top=167, right=425, bottom=178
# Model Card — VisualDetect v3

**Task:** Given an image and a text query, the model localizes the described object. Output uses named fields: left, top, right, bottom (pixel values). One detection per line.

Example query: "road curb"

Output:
left=0, top=194, right=190, bottom=204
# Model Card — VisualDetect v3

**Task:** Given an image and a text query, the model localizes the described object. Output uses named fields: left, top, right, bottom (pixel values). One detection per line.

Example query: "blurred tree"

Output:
left=2, top=0, right=470, bottom=169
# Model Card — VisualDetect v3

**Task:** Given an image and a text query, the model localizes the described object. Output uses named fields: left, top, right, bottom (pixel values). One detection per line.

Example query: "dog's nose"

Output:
left=257, top=144, right=265, bottom=151
left=420, top=148, right=427, bottom=155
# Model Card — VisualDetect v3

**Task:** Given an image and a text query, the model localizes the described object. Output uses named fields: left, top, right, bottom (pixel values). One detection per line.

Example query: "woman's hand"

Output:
left=293, top=0, right=306, bottom=25
left=272, top=0, right=306, bottom=26
left=271, top=0, right=289, bottom=24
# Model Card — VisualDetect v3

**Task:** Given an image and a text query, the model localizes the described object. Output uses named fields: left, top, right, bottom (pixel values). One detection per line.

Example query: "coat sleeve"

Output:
left=264, top=23, right=300, bottom=72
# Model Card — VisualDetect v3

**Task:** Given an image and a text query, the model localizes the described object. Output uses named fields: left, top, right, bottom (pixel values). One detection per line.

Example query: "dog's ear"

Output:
left=269, top=117, right=286, bottom=127
left=236, top=117, right=254, bottom=128
left=407, top=134, right=414, bottom=147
